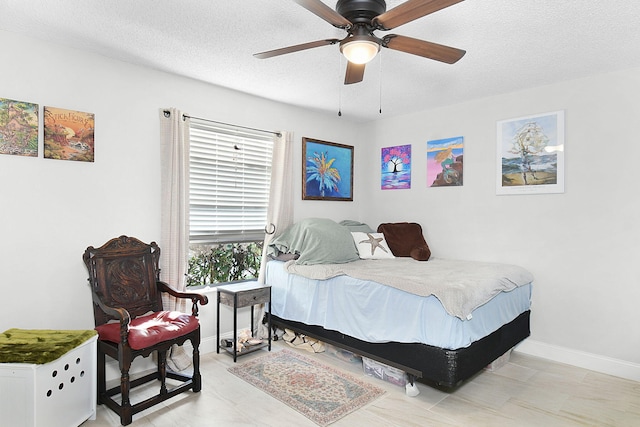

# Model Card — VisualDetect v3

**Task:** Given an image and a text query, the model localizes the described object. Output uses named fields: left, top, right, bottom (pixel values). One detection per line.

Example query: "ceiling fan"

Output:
left=254, top=0, right=467, bottom=85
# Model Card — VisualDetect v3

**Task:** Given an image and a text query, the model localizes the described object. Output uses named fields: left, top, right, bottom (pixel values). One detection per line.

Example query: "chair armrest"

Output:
left=92, top=289, right=131, bottom=344
left=157, top=281, right=209, bottom=316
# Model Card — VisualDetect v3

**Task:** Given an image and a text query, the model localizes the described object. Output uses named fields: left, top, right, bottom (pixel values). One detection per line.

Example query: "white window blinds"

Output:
left=189, top=118, right=273, bottom=244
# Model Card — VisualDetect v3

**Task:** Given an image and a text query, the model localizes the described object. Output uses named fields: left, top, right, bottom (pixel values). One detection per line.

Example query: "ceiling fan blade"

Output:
left=383, top=34, right=465, bottom=64
left=254, top=39, right=340, bottom=59
left=344, top=61, right=365, bottom=85
left=374, top=0, right=465, bottom=30
left=293, top=0, right=352, bottom=29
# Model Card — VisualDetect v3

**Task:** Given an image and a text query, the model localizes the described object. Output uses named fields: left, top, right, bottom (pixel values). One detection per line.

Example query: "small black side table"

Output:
left=216, top=281, right=271, bottom=362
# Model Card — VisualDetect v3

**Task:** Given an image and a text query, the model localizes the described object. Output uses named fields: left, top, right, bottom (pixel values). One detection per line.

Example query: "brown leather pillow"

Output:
left=376, top=222, right=431, bottom=261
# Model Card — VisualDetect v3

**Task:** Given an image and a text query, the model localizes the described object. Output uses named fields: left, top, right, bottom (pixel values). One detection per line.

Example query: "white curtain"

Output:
left=258, top=130, right=294, bottom=284
left=256, top=131, right=294, bottom=340
left=159, top=108, right=192, bottom=371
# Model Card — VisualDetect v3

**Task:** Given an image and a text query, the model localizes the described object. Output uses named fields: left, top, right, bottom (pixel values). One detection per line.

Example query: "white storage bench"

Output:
left=0, top=330, right=97, bottom=427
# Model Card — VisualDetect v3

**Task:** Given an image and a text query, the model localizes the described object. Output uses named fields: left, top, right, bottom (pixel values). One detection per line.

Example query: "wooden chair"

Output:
left=83, top=236, right=208, bottom=425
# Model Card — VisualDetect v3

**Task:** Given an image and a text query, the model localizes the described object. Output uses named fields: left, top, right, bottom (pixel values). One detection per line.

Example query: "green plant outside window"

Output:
left=186, top=241, right=263, bottom=287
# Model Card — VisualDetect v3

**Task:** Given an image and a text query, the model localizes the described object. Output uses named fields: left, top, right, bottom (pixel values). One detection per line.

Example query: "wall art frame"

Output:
left=496, top=110, right=565, bottom=195
left=427, top=136, right=464, bottom=187
left=381, top=144, right=411, bottom=190
left=302, top=137, right=353, bottom=201
left=0, top=97, right=39, bottom=157
left=44, top=106, right=95, bottom=162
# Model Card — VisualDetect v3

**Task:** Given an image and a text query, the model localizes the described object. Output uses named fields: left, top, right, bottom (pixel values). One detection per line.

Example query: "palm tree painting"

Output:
left=303, top=137, right=353, bottom=201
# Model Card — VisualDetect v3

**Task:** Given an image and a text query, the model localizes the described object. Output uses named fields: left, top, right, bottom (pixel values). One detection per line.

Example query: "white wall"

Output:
left=0, top=30, right=362, bottom=335
left=2, top=29, right=639, bottom=381
left=359, top=68, right=640, bottom=378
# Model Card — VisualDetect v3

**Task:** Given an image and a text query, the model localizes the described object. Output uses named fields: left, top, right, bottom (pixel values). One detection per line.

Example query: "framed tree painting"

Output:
left=303, top=137, right=353, bottom=201
left=497, top=110, right=565, bottom=195
left=381, top=144, right=411, bottom=190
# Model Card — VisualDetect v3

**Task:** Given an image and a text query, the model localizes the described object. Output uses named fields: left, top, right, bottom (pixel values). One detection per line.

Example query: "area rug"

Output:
left=228, top=349, right=385, bottom=426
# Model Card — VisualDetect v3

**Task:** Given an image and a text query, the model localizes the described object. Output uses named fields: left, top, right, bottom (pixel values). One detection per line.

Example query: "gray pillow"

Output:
left=339, top=219, right=375, bottom=233
left=269, top=218, right=359, bottom=265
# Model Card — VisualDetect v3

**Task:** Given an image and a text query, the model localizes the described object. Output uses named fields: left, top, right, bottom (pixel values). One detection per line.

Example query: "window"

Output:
left=186, top=118, right=273, bottom=287
left=188, top=118, right=273, bottom=245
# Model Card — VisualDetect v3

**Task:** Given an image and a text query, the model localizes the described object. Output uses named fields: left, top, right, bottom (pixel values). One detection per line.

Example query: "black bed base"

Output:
left=271, top=310, right=530, bottom=390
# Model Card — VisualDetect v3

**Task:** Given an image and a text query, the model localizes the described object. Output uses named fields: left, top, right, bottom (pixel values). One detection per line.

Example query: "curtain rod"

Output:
left=177, top=112, right=281, bottom=138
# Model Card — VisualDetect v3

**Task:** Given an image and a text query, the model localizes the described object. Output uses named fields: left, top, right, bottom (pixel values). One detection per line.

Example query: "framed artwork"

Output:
left=381, top=144, right=411, bottom=190
left=303, top=137, right=353, bottom=201
left=0, top=97, right=39, bottom=157
left=427, top=136, right=464, bottom=187
left=44, top=106, right=95, bottom=162
left=497, top=110, right=564, bottom=195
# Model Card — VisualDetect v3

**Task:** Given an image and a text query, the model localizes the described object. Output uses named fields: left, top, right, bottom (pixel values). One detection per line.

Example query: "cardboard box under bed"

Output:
left=0, top=329, right=97, bottom=427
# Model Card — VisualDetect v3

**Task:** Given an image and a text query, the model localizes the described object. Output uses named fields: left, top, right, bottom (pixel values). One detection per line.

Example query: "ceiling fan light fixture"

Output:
left=340, top=37, right=380, bottom=64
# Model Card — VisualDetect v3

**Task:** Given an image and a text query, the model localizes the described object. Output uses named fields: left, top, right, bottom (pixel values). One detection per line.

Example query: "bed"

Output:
left=265, top=218, right=533, bottom=391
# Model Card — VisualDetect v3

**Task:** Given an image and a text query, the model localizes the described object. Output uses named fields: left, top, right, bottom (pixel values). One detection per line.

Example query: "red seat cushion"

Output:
left=95, top=311, right=199, bottom=350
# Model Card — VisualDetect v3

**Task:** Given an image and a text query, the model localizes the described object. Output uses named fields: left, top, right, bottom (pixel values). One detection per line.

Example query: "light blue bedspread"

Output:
left=267, top=260, right=532, bottom=350
left=284, top=257, right=533, bottom=319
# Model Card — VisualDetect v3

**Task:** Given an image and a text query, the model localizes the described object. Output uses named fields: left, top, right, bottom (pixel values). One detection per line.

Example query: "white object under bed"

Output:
left=266, top=259, right=532, bottom=350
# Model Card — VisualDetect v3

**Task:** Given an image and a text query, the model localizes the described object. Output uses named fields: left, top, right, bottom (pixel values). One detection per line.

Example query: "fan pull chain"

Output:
left=379, top=52, right=383, bottom=114
left=338, top=55, right=343, bottom=117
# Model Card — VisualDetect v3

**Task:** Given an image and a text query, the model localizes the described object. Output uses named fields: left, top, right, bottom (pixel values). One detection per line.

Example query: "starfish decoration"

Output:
left=359, top=233, right=389, bottom=256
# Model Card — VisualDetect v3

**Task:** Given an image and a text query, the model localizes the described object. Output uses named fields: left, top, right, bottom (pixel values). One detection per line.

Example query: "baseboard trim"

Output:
left=515, top=339, right=640, bottom=382
left=200, top=336, right=218, bottom=355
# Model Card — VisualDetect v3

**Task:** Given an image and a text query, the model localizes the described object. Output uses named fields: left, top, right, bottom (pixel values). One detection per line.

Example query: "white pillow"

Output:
left=351, top=232, right=395, bottom=259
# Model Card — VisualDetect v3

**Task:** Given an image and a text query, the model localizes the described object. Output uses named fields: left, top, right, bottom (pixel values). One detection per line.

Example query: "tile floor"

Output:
left=82, top=340, right=640, bottom=426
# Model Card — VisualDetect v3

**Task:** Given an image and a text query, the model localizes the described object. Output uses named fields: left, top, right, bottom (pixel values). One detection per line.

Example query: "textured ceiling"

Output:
left=2, top=0, right=640, bottom=122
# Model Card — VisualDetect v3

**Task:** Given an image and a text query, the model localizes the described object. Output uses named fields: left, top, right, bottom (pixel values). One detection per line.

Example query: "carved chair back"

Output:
left=83, top=235, right=163, bottom=327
